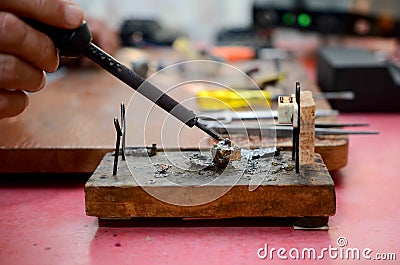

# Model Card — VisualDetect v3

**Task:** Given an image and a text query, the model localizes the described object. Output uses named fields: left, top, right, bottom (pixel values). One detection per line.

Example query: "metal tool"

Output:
left=24, top=19, right=222, bottom=141
left=197, top=109, right=338, bottom=124
left=314, top=91, right=355, bottom=100
left=209, top=123, right=379, bottom=137
left=120, top=103, right=126, bottom=161
left=312, top=122, right=369, bottom=128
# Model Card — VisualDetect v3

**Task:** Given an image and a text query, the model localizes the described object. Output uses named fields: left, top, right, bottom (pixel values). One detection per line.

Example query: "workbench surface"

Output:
left=1, top=113, right=398, bottom=265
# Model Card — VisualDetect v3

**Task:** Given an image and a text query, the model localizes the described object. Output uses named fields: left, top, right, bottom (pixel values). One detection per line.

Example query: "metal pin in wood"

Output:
left=295, top=81, right=300, bottom=173
left=113, top=118, right=122, bottom=176
left=120, top=103, right=126, bottom=161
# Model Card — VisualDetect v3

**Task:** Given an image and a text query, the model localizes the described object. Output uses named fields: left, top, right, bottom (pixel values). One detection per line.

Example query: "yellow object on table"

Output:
left=197, top=89, right=272, bottom=110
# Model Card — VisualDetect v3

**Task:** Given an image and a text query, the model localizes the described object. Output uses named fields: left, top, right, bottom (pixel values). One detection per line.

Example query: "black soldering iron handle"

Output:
left=22, top=18, right=92, bottom=58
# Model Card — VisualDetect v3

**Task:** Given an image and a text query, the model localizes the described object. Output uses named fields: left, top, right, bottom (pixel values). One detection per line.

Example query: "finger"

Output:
left=0, top=13, right=59, bottom=72
left=0, top=0, right=84, bottom=29
left=0, top=54, right=46, bottom=92
left=0, top=89, right=29, bottom=119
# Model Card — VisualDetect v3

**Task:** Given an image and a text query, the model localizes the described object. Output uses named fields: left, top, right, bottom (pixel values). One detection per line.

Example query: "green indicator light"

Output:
left=283, top=12, right=296, bottom=26
left=298, top=13, right=312, bottom=27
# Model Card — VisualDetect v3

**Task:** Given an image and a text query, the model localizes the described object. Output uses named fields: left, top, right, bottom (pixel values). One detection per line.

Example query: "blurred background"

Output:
left=73, top=0, right=400, bottom=112
left=76, top=0, right=400, bottom=43
left=76, top=0, right=252, bottom=43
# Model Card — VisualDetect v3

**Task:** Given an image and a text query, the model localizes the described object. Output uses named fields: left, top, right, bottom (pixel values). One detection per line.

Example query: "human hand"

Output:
left=0, top=0, right=84, bottom=119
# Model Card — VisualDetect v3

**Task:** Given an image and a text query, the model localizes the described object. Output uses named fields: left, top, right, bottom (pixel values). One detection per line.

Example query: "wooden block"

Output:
left=85, top=151, right=335, bottom=219
left=299, top=91, right=316, bottom=165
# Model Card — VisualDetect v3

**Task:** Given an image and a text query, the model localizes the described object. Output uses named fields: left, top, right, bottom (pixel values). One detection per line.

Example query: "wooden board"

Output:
left=0, top=48, right=348, bottom=173
left=85, top=151, right=335, bottom=220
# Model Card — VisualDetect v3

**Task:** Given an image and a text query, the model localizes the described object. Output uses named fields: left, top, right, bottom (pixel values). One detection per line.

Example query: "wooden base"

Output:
left=85, top=150, right=335, bottom=224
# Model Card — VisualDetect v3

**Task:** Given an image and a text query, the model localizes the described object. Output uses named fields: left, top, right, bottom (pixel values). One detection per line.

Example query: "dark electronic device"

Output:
left=317, top=47, right=400, bottom=112
left=120, top=19, right=180, bottom=47
left=23, top=19, right=222, bottom=141
left=253, top=0, right=400, bottom=37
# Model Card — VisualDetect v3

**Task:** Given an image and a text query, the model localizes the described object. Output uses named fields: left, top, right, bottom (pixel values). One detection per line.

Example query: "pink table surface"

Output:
left=0, top=113, right=399, bottom=265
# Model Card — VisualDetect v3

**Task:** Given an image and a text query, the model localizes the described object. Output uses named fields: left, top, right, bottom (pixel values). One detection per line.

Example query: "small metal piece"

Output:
left=149, top=143, right=157, bottom=156
left=113, top=118, right=122, bottom=176
left=211, top=138, right=241, bottom=169
left=120, top=103, right=126, bottom=161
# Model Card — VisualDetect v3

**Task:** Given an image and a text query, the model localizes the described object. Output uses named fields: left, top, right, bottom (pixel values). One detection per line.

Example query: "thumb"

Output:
left=0, top=0, right=84, bottom=29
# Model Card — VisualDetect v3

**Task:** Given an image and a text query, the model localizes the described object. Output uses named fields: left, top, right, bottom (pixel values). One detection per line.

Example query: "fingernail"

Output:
left=49, top=54, right=60, bottom=73
left=24, top=93, right=30, bottom=108
left=65, top=3, right=84, bottom=27
left=38, top=72, right=47, bottom=91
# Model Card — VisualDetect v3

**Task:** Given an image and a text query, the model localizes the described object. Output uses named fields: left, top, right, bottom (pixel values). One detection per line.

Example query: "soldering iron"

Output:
left=24, top=19, right=222, bottom=142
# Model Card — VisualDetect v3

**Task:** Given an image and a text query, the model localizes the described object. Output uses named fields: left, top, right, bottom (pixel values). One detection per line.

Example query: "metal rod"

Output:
left=315, top=128, right=379, bottom=135
left=265, top=122, right=369, bottom=128
left=314, top=91, right=355, bottom=100
left=195, top=121, right=223, bottom=141
left=113, top=118, right=122, bottom=176
left=120, top=103, right=126, bottom=161
left=295, top=82, right=300, bottom=173
left=314, top=123, right=369, bottom=128
left=197, top=109, right=339, bottom=125
left=208, top=124, right=379, bottom=136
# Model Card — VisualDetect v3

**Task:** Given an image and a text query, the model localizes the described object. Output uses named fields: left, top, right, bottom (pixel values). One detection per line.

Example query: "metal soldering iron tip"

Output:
left=195, top=121, right=223, bottom=141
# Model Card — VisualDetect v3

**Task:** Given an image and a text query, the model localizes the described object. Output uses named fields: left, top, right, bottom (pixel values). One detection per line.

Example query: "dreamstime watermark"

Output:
left=257, top=236, right=397, bottom=261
